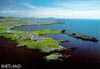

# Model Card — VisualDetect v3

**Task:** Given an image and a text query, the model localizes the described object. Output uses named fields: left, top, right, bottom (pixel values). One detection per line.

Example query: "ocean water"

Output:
left=12, top=19, right=100, bottom=60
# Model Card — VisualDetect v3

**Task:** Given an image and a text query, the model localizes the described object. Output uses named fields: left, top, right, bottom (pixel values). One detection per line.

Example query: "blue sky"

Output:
left=0, top=0, right=100, bottom=19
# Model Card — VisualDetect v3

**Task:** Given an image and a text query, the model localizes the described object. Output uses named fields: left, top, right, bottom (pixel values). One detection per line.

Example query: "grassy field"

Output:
left=34, top=28, right=61, bottom=35
left=0, top=17, right=32, bottom=29
left=0, top=17, right=63, bottom=29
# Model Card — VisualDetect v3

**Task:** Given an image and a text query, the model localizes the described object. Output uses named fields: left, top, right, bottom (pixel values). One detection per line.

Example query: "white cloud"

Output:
left=21, top=3, right=38, bottom=9
left=1, top=8, right=100, bottom=19
left=33, top=9, right=100, bottom=19
left=55, top=1, right=100, bottom=10
left=1, top=2, right=100, bottom=19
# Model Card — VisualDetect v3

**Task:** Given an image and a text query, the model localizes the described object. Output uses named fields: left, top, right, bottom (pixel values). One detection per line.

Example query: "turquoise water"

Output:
left=12, top=19, right=100, bottom=59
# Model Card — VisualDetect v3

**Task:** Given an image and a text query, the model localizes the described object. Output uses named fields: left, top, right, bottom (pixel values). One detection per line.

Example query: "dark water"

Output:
left=12, top=19, right=100, bottom=63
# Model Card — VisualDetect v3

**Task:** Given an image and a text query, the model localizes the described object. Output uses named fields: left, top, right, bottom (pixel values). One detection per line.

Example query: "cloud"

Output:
left=21, top=3, right=38, bottom=9
left=1, top=2, right=100, bottom=19
left=55, top=1, right=100, bottom=10
left=1, top=8, right=100, bottom=19
left=33, top=9, right=100, bottom=19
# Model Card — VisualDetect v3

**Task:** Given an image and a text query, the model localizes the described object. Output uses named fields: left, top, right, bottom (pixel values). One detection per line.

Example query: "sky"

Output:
left=0, top=0, right=100, bottom=19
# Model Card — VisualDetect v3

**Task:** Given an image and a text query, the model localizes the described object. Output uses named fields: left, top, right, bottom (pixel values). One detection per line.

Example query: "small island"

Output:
left=61, top=30, right=99, bottom=42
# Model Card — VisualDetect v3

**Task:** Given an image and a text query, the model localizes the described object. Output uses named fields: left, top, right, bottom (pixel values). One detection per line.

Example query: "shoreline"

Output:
left=10, top=21, right=65, bottom=30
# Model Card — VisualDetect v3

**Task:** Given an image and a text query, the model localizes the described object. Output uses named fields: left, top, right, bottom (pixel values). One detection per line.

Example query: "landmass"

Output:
left=0, top=17, right=72, bottom=60
left=0, top=16, right=99, bottom=61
